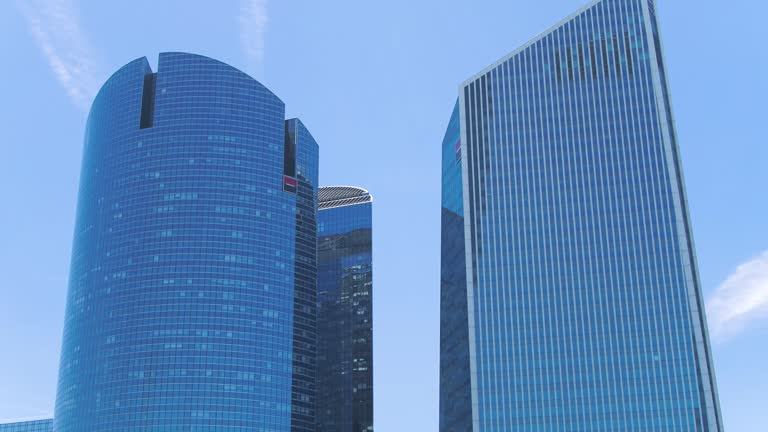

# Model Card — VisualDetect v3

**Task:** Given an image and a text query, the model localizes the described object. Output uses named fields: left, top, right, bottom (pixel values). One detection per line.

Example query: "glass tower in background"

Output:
left=316, top=187, right=374, bottom=432
left=0, top=420, right=52, bottom=432
left=440, top=101, right=472, bottom=432
left=440, top=0, right=723, bottom=430
left=286, top=119, right=320, bottom=432
left=53, top=53, right=318, bottom=432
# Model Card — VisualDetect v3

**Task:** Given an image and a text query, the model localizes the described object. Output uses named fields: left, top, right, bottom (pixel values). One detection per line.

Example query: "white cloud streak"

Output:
left=707, top=250, right=768, bottom=342
left=15, top=0, right=99, bottom=110
left=239, top=0, right=268, bottom=76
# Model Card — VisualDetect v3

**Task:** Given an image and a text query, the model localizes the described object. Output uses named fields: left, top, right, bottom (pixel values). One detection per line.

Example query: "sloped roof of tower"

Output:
left=462, top=0, right=613, bottom=86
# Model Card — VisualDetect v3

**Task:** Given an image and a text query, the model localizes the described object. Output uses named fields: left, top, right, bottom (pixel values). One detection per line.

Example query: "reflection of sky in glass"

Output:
left=317, top=197, right=373, bottom=432
left=0, top=420, right=53, bottom=432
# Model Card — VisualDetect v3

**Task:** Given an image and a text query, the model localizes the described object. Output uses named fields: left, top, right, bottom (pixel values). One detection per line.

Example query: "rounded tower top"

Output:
left=318, top=186, right=373, bottom=210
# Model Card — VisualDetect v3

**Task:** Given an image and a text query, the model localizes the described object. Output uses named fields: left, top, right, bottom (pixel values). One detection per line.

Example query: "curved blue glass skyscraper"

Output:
left=440, top=0, right=723, bottom=431
left=54, top=53, right=318, bottom=432
left=0, top=420, right=52, bottom=432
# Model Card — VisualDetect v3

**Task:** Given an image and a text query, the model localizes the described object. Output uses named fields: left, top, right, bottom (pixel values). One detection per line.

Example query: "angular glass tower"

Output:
left=0, top=420, right=52, bottom=432
left=440, top=1, right=723, bottom=431
left=54, top=53, right=318, bottom=432
left=316, top=187, right=374, bottom=432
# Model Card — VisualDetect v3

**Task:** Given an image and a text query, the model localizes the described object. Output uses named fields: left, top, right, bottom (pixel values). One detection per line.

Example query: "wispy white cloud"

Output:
left=707, top=251, right=768, bottom=342
left=239, top=0, right=268, bottom=76
left=15, top=0, right=100, bottom=110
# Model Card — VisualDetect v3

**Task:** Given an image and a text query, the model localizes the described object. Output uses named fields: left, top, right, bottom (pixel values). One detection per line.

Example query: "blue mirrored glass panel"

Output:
left=439, top=101, right=473, bottom=432
left=316, top=187, right=373, bottom=432
left=0, top=420, right=53, bottom=432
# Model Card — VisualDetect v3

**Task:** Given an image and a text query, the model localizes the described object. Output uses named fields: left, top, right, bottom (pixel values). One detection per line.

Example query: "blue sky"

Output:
left=0, top=0, right=765, bottom=429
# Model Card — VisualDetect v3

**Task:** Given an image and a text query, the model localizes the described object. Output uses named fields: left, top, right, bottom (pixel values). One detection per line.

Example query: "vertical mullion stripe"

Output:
left=499, top=58, right=513, bottom=431
left=605, top=5, right=625, bottom=427
left=488, top=68, right=502, bottom=431
left=496, top=68, right=508, bottom=430
left=610, top=2, right=633, bottom=428
left=520, top=47, right=535, bottom=426
left=479, top=73, right=496, bottom=430
left=568, top=13, right=590, bottom=425
left=524, top=44, right=541, bottom=428
left=592, top=5, right=610, bottom=427
left=634, top=9, right=655, bottom=429
left=538, top=38, right=559, bottom=430
left=617, top=0, right=645, bottom=427
left=625, top=32, right=634, bottom=76
left=544, top=33, right=563, bottom=428
left=604, top=2, right=622, bottom=428
left=463, top=79, right=480, bottom=432
left=627, top=0, right=669, bottom=426
left=512, top=53, right=524, bottom=429
left=602, top=37, right=610, bottom=79
left=533, top=41, right=552, bottom=428
left=474, top=77, right=487, bottom=431
left=640, top=13, right=665, bottom=429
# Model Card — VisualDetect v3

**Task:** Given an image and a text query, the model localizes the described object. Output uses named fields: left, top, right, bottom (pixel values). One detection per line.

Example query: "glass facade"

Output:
left=54, top=53, right=319, bottom=432
left=439, top=101, right=472, bottom=432
left=316, top=187, right=373, bottom=432
left=287, top=119, right=319, bottom=432
left=440, top=0, right=723, bottom=431
left=0, top=420, right=52, bottom=432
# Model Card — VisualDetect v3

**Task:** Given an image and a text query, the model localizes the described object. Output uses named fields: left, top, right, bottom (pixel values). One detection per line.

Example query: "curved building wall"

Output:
left=286, top=119, right=319, bottom=432
left=0, top=420, right=53, bottom=432
left=54, top=52, right=313, bottom=431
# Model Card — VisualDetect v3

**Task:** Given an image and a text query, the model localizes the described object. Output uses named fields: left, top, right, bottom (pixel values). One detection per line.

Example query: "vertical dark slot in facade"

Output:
left=139, top=73, right=157, bottom=129
left=283, top=120, right=298, bottom=194
left=488, top=70, right=496, bottom=119
left=485, top=73, right=493, bottom=119
left=613, top=35, right=622, bottom=77
left=554, top=51, right=562, bottom=82
left=578, top=44, right=586, bottom=80
left=284, top=121, right=297, bottom=177
left=625, top=32, right=634, bottom=76
left=589, top=41, right=598, bottom=79
left=566, top=47, right=574, bottom=81
left=479, top=74, right=490, bottom=212
left=601, top=39, right=610, bottom=78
